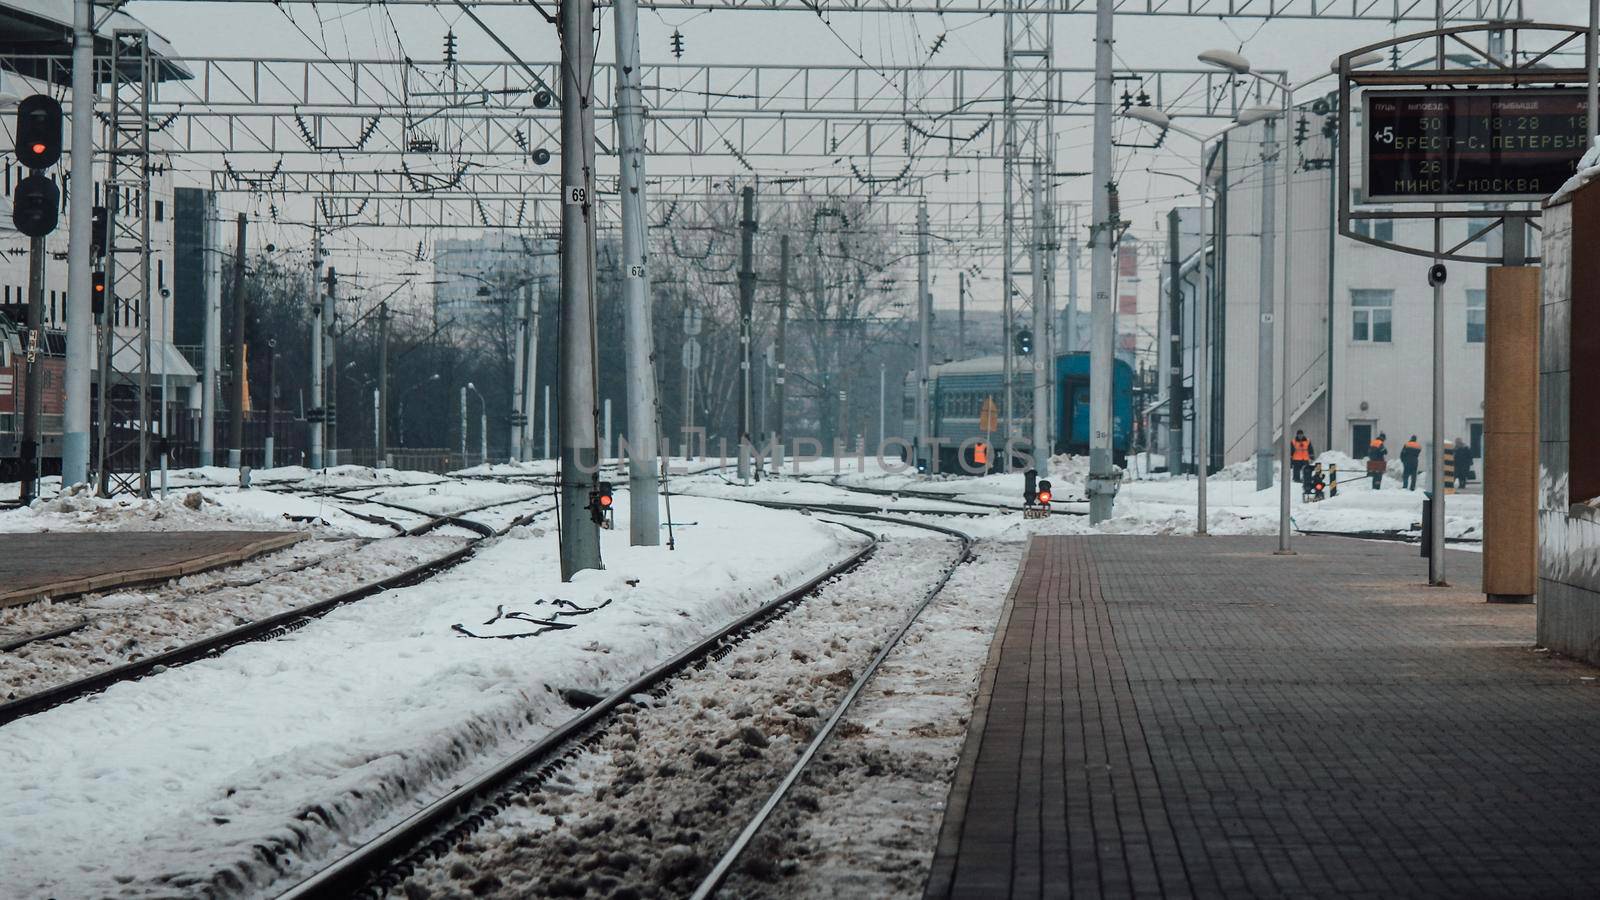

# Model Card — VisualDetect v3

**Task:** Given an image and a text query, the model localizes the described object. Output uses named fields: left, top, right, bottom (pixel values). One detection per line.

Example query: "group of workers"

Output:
left=1287, top=430, right=1477, bottom=497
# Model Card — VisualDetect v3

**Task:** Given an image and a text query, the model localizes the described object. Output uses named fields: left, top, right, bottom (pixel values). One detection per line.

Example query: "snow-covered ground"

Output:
left=394, top=520, right=967, bottom=900
left=0, top=495, right=861, bottom=899
left=0, top=535, right=467, bottom=700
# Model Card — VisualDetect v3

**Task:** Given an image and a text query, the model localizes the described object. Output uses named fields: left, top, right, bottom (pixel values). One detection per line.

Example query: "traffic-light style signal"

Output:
left=91, top=270, right=106, bottom=316
left=590, top=480, right=615, bottom=526
left=1015, top=327, right=1033, bottom=356
left=1037, top=479, right=1053, bottom=505
left=90, top=205, right=108, bottom=257
left=15, top=94, right=64, bottom=170
left=12, top=173, right=60, bottom=237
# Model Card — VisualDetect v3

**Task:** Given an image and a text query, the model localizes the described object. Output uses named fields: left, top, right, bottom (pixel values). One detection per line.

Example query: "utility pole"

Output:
left=522, top=282, right=540, bottom=461
left=1030, top=164, right=1051, bottom=476
left=199, top=193, right=220, bottom=467
left=916, top=200, right=931, bottom=470
left=62, top=0, right=93, bottom=486
left=1166, top=208, right=1183, bottom=473
left=228, top=213, right=247, bottom=469
left=615, top=0, right=661, bottom=540
left=1086, top=0, right=1118, bottom=523
left=510, top=287, right=528, bottom=463
left=737, top=186, right=756, bottom=480
left=377, top=302, right=389, bottom=464
left=1255, top=115, right=1278, bottom=491
left=325, top=267, right=338, bottom=466
left=20, top=236, right=44, bottom=503
left=1066, top=208, right=1080, bottom=353
left=308, top=227, right=324, bottom=470
left=957, top=270, right=966, bottom=359
left=264, top=338, right=277, bottom=467
left=559, top=0, right=602, bottom=579
left=460, top=386, right=468, bottom=460
left=774, top=236, right=789, bottom=466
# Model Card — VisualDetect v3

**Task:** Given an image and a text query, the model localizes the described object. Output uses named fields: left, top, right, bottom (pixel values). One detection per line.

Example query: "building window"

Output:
left=1351, top=289, right=1393, bottom=343
left=154, top=200, right=164, bottom=222
left=1466, top=289, right=1486, bottom=343
left=1352, top=216, right=1394, bottom=241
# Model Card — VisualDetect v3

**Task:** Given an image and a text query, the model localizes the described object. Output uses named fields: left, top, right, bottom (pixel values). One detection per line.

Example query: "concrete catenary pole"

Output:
left=522, top=282, right=539, bottom=461
left=62, top=0, right=93, bottom=486
left=916, top=200, right=931, bottom=470
left=510, top=288, right=528, bottom=462
left=20, top=237, right=44, bottom=503
left=1255, top=115, right=1277, bottom=492
left=308, top=229, right=324, bottom=470
left=1275, top=85, right=1296, bottom=555
left=1031, top=164, right=1051, bottom=476
left=615, top=0, right=660, bottom=539
left=1066, top=211, right=1080, bottom=353
left=559, top=0, right=602, bottom=579
left=377, top=302, right=389, bottom=464
left=1086, top=0, right=1118, bottom=523
left=460, top=386, right=468, bottom=460
left=737, top=186, right=756, bottom=480
left=957, top=270, right=966, bottom=358
left=200, top=193, right=220, bottom=467
left=228, top=214, right=247, bottom=469
left=774, top=236, right=789, bottom=466
left=1590, top=0, right=1599, bottom=147
left=324, top=267, right=338, bottom=466
left=1166, top=208, right=1182, bottom=472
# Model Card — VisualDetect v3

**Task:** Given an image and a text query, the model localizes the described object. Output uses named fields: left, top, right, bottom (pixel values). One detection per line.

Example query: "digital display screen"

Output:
left=1363, top=90, right=1590, bottom=202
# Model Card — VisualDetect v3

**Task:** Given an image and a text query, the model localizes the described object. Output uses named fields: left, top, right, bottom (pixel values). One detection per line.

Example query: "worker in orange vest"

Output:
left=1290, top=430, right=1314, bottom=484
left=973, top=441, right=989, bottom=472
left=1366, top=433, right=1389, bottom=489
left=1399, top=435, right=1422, bottom=490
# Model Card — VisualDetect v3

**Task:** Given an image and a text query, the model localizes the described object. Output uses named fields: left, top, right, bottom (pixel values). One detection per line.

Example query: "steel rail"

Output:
left=0, top=493, right=554, bottom=727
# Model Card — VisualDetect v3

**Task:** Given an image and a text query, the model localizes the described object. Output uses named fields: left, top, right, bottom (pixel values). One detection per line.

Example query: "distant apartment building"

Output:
left=432, top=232, right=555, bottom=328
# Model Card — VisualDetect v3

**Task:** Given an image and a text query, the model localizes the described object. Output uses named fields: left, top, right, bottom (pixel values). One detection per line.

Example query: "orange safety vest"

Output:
left=974, top=442, right=988, bottom=465
left=1291, top=437, right=1311, bottom=462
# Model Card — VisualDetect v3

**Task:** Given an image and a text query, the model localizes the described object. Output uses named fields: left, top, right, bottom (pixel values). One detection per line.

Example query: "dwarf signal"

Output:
left=590, top=480, right=615, bottom=528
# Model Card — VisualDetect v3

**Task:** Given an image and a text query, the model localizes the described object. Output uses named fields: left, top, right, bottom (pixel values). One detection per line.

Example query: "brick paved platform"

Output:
left=0, top=531, right=303, bottom=608
left=927, top=535, right=1600, bottom=898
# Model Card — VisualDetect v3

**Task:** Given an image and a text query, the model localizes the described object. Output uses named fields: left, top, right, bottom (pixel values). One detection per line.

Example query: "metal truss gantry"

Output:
left=135, top=0, right=1520, bottom=20
left=96, top=29, right=154, bottom=497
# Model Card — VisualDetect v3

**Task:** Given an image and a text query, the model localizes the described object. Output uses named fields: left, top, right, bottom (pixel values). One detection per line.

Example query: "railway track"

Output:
left=0, top=489, right=554, bottom=728
left=277, top=502, right=972, bottom=900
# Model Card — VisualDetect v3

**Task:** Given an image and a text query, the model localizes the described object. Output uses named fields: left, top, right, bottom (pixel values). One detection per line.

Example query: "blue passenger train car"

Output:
left=907, top=352, right=1133, bottom=471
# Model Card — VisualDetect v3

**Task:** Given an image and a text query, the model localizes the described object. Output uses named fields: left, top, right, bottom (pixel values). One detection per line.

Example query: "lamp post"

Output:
left=1196, top=49, right=1381, bottom=554
left=399, top=373, right=440, bottom=448
left=466, top=381, right=487, bottom=464
left=1121, top=106, right=1241, bottom=536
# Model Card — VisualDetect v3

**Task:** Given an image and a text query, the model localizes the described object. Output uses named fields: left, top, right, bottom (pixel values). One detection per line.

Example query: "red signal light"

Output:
left=598, top=494, right=613, bottom=508
left=30, top=143, right=46, bottom=155
left=1037, top=490, right=1052, bottom=504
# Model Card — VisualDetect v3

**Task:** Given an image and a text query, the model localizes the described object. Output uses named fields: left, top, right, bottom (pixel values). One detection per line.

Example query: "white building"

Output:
left=1165, top=100, right=1511, bottom=472
left=433, top=231, right=553, bottom=327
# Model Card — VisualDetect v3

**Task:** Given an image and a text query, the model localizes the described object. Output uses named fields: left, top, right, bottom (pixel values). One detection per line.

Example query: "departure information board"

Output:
left=1363, top=89, right=1590, bottom=202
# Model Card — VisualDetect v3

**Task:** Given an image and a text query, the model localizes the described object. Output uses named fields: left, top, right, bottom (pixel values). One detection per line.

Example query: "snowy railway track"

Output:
left=0, top=491, right=555, bottom=728
left=278, top=506, right=971, bottom=900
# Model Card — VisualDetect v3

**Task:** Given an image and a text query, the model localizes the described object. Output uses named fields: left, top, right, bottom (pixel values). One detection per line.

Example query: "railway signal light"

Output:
left=90, top=205, right=108, bottom=257
left=1016, top=327, right=1033, bottom=356
left=590, top=480, right=615, bottom=526
left=11, top=173, right=60, bottom=237
left=1037, top=479, right=1053, bottom=506
left=14, top=94, right=63, bottom=170
left=91, top=270, right=106, bottom=316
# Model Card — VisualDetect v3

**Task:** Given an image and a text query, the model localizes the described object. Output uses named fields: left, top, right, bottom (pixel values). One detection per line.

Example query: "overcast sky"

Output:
left=130, top=1, right=1594, bottom=317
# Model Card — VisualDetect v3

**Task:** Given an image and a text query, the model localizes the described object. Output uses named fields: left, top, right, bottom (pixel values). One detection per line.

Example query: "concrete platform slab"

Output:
left=0, top=531, right=304, bottom=608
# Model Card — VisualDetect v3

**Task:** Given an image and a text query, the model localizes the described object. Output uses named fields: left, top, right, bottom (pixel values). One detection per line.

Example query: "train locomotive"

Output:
left=910, top=351, right=1134, bottom=472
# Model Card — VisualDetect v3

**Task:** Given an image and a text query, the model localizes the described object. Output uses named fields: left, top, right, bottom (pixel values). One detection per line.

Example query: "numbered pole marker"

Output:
left=564, top=186, right=587, bottom=205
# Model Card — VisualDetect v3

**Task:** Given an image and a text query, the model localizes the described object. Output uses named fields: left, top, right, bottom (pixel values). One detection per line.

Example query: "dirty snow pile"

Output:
left=0, top=495, right=859, bottom=899
left=395, top=522, right=968, bottom=900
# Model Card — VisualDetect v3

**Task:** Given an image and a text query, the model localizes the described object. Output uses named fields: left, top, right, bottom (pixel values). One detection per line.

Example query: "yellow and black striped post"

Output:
left=1443, top=442, right=1457, bottom=495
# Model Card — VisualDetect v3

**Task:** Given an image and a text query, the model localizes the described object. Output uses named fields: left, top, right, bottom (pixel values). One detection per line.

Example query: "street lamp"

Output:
left=463, top=381, right=487, bottom=464
left=398, top=373, right=440, bottom=447
left=1197, top=49, right=1379, bottom=555
left=1121, top=107, right=1246, bottom=536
